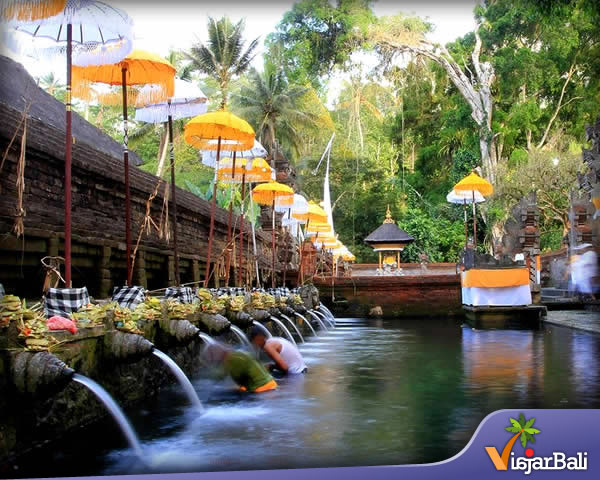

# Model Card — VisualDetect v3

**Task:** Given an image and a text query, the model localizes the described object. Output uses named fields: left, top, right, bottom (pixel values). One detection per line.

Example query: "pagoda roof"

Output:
left=364, top=207, right=415, bottom=245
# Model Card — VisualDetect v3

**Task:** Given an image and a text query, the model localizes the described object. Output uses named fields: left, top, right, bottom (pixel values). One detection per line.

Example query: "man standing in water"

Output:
left=249, top=326, right=307, bottom=374
left=203, top=344, right=278, bottom=393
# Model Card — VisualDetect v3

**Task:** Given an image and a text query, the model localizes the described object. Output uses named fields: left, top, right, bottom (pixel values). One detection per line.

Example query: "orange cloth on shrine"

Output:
left=462, top=268, right=529, bottom=288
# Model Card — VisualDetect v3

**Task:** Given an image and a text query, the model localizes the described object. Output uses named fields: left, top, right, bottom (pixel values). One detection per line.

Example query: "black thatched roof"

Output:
left=0, top=55, right=142, bottom=166
left=365, top=222, right=414, bottom=245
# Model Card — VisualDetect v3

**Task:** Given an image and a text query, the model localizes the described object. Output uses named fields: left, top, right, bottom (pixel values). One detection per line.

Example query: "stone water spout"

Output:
left=10, top=351, right=74, bottom=396
left=198, top=313, right=231, bottom=336
left=104, top=331, right=154, bottom=362
left=159, top=318, right=200, bottom=342
left=226, top=310, right=254, bottom=329
left=247, top=308, right=270, bottom=322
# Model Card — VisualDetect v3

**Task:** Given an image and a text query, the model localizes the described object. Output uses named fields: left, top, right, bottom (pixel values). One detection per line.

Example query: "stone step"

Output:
left=541, top=288, right=570, bottom=298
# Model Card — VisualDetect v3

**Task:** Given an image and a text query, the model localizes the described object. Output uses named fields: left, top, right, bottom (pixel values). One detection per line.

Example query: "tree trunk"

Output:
left=374, top=26, right=497, bottom=182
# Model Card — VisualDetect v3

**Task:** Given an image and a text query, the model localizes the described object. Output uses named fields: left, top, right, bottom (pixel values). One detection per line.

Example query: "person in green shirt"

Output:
left=203, top=344, right=278, bottom=393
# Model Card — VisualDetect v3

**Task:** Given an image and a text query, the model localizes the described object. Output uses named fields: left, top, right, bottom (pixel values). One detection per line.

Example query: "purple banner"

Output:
left=8, top=409, right=599, bottom=480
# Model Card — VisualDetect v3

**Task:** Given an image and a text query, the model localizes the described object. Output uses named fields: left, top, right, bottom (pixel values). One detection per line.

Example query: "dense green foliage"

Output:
left=42, top=1, right=599, bottom=262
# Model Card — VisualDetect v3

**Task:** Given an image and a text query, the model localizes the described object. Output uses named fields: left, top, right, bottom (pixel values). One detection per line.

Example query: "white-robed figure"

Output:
left=249, top=326, right=307, bottom=374
left=571, top=244, right=598, bottom=299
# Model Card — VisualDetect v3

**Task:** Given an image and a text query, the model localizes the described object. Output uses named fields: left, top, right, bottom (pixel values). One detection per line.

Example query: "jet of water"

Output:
left=295, top=313, right=318, bottom=337
left=313, top=310, right=335, bottom=329
left=252, top=320, right=272, bottom=338
left=269, top=316, right=297, bottom=346
left=199, top=332, right=216, bottom=345
left=279, top=313, right=304, bottom=343
left=72, top=374, right=144, bottom=459
left=307, top=310, right=328, bottom=331
left=229, top=325, right=251, bottom=347
left=152, top=349, right=204, bottom=412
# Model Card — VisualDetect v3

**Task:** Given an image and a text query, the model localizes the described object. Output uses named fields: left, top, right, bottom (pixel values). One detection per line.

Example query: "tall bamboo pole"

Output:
left=122, top=66, right=132, bottom=286
left=167, top=110, right=180, bottom=286
left=204, top=136, right=221, bottom=287
left=237, top=172, right=246, bottom=287
left=224, top=151, right=236, bottom=286
left=271, top=198, right=276, bottom=289
left=64, top=23, right=72, bottom=286
left=472, top=190, right=477, bottom=250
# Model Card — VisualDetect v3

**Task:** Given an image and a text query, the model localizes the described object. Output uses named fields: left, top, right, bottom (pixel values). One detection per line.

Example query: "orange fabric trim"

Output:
left=536, top=256, right=541, bottom=271
left=238, top=379, right=278, bottom=393
left=463, top=268, right=529, bottom=288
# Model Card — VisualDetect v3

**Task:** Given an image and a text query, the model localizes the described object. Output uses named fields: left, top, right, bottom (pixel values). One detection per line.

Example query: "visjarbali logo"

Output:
left=484, top=413, right=587, bottom=474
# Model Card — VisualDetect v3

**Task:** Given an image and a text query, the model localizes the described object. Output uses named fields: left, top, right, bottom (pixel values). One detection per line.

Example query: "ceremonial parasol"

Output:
left=453, top=171, right=494, bottom=249
left=274, top=193, right=308, bottom=285
left=446, top=189, right=486, bottom=246
left=7, top=0, right=133, bottom=286
left=214, top=154, right=272, bottom=286
left=134, top=78, right=208, bottom=286
left=73, top=49, right=176, bottom=285
left=293, top=200, right=327, bottom=224
left=251, top=181, right=294, bottom=288
left=184, top=110, right=255, bottom=286
left=294, top=200, right=328, bottom=284
left=2, top=0, right=66, bottom=22
left=306, top=222, right=332, bottom=234
left=202, top=139, right=267, bottom=168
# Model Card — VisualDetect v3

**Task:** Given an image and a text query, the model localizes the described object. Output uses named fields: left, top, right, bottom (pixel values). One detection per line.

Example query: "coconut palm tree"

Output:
left=38, top=72, right=65, bottom=99
left=233, top=63, right=329, bottom=160
left=185, top=16, right=258, bottom=109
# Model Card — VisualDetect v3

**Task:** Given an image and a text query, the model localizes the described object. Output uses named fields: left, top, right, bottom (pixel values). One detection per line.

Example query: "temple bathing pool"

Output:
left=8, top=317, right=600, bottom=477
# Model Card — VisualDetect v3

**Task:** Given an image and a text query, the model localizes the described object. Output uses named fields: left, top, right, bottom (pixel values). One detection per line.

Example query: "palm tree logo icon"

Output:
left=485, top=413, right=541, bottom=470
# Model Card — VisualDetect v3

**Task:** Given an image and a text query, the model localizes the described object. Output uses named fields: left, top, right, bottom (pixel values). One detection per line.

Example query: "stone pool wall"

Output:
left=315, top=264, right=463, bottom=318
left=0, top=320, right=206, bottom=467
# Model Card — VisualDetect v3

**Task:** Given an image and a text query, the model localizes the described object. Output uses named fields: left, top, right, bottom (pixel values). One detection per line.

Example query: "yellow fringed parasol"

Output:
left=73, top=49, right=176, bottom=286
left=453, top=171, right=494, bottom=249
left=293, top=200, right=327, bottom=223
left=184, top=110, right=255, bottom=151
left=184, top=110, right=256, bottom=287
left=252, top=181, right=294, bottom=288
left=1, top=0, right=66, bottom=21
